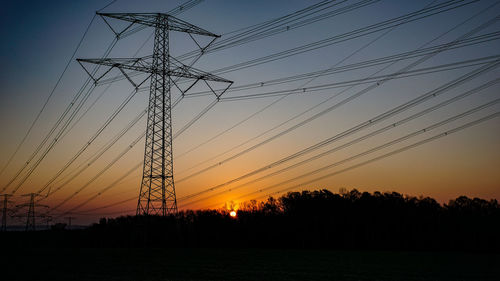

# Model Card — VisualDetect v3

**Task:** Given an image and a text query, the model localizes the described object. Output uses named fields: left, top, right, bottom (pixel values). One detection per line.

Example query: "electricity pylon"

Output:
left=1, top=194, right=13, bottom=231
left=65, top=216, right=76, bottom=229
left=78, top=13, right=232, bottom=216
left=16, top=193, right=48, bottom=231
left=44, top=215, right=52, bottom=230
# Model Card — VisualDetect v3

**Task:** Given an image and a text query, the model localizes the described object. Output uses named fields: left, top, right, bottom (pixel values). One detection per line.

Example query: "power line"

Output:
left=177, top=59, right=500, bottom=203
left=53, top=109, right=146, bottom=188
left=173, top=1, right=433, bottom=166
left=78, top=197, right=136, bottom=214
left=239, top=110, right=500, bottom=205
left=175, top=54, right=499, bottom=178
left=216, top=55, right=500, bottom=102
left=177, top=32, right=499, bottom=188
left=177, top=0, right=380, bottom=60
left=0, top=0, right=119, bottom=178
left=1, top=38, right=118, bottom=195
left=210, top=0, right=477, bottom=75
left=49, top=131, right=146, bottom=211
left=220, top=0, right=335, bottom=37
left=173, top=5, right=499, bottom=190
left=173, top=1, right=496, bottom=171
left=57, top=161, right=143, bottom=217
left=182, top=32, right=500, bottom=99
left=38, top=87, right=146, bottom=198
left=181, top=77, right=500, bottom=208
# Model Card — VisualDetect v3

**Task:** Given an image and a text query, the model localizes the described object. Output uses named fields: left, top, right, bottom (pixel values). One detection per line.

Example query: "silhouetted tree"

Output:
left=2, top=189, right=499, bottom=251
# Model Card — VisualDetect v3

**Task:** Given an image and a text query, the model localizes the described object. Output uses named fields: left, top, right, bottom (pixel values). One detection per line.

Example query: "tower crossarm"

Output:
left=77, top=56, right=232, bottom=84
left=97, top=12, right=220, bottom=37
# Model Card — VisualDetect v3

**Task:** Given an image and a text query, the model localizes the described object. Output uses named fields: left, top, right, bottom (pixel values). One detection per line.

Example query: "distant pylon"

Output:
left=65, top=216, right=76, bottom=229
left=78, top=12, right=232, bottom=216
left=1, top=194, right=13, bottom=231
left=44, top=215, right=52, bottom=229
left=16, top=193, right=48, bottom=231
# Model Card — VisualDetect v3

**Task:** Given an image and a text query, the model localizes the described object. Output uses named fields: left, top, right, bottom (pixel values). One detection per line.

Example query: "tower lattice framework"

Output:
left=1, top=194, right=13, bottom=231
left=141, top=16, right=175, bottom=215
left=78, top=13, right=232, bottom=216
left=15, top=193, right=48, bottom=231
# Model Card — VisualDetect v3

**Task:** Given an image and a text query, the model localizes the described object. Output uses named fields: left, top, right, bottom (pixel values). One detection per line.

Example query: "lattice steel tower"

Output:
left=15, top=193, right=48, bottom=231
left=78, top=13, right=232, bottom=216
left=1, top=194, right=13, bottom=231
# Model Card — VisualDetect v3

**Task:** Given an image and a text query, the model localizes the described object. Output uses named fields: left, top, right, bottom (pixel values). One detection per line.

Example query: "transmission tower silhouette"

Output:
left=16, top=193, right=48, bottom=231
left=65, top=216, right=76, bottom=229
left=1, top=194, right=13, bottom=231
left=78, top=13, right=232, bottom=216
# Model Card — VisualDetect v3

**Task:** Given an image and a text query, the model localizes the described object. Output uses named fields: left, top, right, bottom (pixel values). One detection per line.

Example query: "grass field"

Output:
left=3, top=248, right=499, bottom=281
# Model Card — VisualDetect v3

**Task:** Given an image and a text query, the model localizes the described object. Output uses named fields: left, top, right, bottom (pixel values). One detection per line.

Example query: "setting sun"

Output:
left=230, top=211, right=237, bottom=218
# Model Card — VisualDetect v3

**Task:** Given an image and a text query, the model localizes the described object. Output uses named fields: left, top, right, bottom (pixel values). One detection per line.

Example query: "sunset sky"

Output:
left=1, top=0, right=499, bottom=224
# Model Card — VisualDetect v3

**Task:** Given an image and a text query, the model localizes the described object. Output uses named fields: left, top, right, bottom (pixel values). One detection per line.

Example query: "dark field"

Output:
left=2, top=248, right=499, bottom=281
left=3, top=191, right=499, bottom=280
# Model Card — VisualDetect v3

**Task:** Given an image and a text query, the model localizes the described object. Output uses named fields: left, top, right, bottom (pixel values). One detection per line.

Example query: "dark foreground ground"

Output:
left=2, top=248, right=499, bottom=281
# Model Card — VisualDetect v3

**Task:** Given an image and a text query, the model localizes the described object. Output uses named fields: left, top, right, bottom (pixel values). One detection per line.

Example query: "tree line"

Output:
left=2, top=189, right=499, bottom=251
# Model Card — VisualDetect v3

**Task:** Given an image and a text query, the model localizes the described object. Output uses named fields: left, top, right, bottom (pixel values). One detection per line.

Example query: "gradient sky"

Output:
left=1, top=0, right=499, bottom=225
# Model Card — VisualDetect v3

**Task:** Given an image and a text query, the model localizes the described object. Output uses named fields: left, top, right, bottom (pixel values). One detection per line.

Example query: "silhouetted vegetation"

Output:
left=2, top=189, right=499, bottom=251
